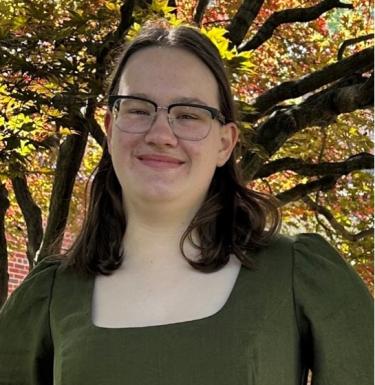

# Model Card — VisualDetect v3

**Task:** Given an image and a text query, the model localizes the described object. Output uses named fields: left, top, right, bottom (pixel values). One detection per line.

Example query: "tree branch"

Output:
left=255, top=152, right=374, bottom=179
left=85, top=0, right=136, bottom=147
left=193, top=0, right=210, bottom=26
left=275, top=175, right=339, bottom=206
left=87, top=115, right=106, bottom=148
left=338, top=34, right=374, bottom=60
left=135, top=0, right=151, bottom=10
left=0, top=184, right=10, bottom=307
left=241, top=72, right=374, bottom=181
left=11, top=174, right=43, bottom=267
left=250, top=46, right=373, bottom=118
left=87, top=1, right=133, bottom=97
left=114, top=0, right=136, bottom=41
left=239, top=0, right=353, bottom=52
left=227, top=0, right=265, bottom=47
left=303, top=196, right=374, bottom=241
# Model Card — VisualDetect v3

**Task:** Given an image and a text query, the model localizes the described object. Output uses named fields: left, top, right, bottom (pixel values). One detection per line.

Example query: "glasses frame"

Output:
left=108, top=95, right=226, bottom=141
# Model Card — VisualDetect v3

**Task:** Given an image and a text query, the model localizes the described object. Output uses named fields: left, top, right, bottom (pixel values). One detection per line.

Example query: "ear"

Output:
left=104, top=111, right=113, bottom=154
left=217, top=122, right=239, bottom=167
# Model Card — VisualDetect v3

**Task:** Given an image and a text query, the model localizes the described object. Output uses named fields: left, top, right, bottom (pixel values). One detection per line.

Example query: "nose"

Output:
left=143, top=109, right=178, bottom=147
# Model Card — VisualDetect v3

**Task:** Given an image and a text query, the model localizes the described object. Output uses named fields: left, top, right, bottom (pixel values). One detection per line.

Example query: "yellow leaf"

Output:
left=128, top=22, right=141, bottom=39
left=150, top=0, right=175, bottom=14
left=104, top=2, right=119, bottom=12
left=17, top=140, right=35, bottom=157
left=0, top=84, right=8, bottom=95
left=59, top=128, right=79, bottom=136
left=201, top=27, right=231, bottom=58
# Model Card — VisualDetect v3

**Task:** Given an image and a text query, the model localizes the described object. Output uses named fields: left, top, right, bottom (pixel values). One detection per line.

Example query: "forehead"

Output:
left=117, top=47, right=220, bottom=106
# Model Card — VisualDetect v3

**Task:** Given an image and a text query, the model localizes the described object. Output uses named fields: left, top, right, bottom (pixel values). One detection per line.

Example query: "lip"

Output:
left=136, top=154, right=185, bottom=169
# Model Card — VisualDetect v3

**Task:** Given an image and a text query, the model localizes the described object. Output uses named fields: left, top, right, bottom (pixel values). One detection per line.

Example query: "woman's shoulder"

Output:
left=287, top=232, right=372, bottom=316
left=253, top=231, right=346, bottom=265
left=19, top=257, right=62, bottom=291
left=1, top=257, right=62, bottom=315
left=251, top=231, right=372, bottom=322
left=286, top=232, right=366, bottom=286
left=250, top=232, right=369, bottom=291
left=26, top=256, right=61, bottom=277
left=0, top=257, right=61, bottom=384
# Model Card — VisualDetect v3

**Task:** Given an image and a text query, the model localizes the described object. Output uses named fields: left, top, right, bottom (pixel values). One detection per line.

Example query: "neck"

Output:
left=120, top=199, right=201, bottom=272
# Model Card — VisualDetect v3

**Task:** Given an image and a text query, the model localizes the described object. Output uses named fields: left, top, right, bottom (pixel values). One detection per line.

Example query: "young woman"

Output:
left=0, top=25, right=372, bottom=385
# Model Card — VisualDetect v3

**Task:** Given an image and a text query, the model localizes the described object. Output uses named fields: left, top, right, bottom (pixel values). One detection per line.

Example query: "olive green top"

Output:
left=0, top=233, right=373, bottom=385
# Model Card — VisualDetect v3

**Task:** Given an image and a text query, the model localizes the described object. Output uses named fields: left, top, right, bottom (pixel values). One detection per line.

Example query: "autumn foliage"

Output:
left=0, top=0, right=373, bottom=305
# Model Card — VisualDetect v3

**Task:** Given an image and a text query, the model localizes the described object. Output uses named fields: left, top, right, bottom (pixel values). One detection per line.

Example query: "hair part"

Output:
left=61, top=24, right=281, bottom=276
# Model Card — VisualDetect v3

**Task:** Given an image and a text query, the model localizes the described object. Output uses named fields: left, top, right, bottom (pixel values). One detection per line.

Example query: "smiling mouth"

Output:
left=137, top=155, right=185, bottom=169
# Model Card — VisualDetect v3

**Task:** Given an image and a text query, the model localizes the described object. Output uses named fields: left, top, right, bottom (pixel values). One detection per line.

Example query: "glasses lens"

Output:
left=169, top=105, right=212, bottom=140
left=113, top=98, right=154, bottom=133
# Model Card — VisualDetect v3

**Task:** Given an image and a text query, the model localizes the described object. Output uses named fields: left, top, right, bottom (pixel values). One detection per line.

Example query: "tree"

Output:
left=0, top=0, right=373, bottom=305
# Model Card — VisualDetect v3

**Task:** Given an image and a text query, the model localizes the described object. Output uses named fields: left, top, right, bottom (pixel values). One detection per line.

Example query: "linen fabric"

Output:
left=0, top=233, right=373, bottom=385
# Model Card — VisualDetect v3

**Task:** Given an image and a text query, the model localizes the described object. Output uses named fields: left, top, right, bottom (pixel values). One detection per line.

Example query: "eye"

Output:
left=176, top=113, right=199, bottom=120
left=171, top=105, right=208, bottom=122
left=127, top=109, right=151, bottom=116
left=117, top=99, right=154, bottom=117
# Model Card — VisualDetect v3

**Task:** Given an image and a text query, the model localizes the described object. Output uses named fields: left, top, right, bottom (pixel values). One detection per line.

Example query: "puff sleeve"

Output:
left=293, top=233, right=373, bottom=385
left=0, top=258, right=60, bottom=385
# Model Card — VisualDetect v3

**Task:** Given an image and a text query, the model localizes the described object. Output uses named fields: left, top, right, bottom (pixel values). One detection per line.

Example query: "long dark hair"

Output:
left=62, top=25, right=282, bottom=275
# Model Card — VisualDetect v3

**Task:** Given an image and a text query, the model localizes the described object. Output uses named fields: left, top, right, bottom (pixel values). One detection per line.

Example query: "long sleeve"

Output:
left=0, top=258, right=60, bottom=385
left=292, top=233, right=373, bottom=385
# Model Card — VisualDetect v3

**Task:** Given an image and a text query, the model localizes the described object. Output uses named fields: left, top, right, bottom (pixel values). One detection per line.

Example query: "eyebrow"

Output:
left=127, top=93, right=210, bottom=106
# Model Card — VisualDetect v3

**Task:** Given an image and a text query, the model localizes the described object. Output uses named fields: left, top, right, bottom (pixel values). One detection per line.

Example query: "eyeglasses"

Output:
left=108, top=95, right=226, bottom=141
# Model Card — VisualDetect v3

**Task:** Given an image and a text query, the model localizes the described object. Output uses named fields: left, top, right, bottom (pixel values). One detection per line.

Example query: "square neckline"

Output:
left=87, top=263, right=245, bottom=331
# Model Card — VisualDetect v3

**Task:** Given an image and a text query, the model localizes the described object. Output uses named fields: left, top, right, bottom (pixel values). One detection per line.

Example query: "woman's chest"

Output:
left=91, top=259, right=242, bottom=328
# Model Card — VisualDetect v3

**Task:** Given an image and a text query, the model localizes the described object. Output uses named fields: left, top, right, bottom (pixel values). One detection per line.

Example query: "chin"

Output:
left=123, top=182, right=181, bottom=202
left=139, top=187, right=182, bottom=202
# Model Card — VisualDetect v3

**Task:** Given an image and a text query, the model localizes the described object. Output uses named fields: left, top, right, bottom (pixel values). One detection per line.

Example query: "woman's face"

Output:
left=106, top=47, right=238, bottom=211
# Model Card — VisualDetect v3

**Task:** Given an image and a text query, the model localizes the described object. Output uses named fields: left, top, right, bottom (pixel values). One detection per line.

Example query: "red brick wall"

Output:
left=7, top=252, right=30, bottom=296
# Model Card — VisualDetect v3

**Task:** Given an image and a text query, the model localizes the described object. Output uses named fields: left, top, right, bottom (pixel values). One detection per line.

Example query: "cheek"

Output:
left=110, top=132, right=136, bottom=157
left=184, top=139, right=219, bottom=175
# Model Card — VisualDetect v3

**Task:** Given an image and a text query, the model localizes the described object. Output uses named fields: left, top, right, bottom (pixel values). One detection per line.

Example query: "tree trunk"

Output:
left=38, top=118, right=89, bottom=260
left=11, top=174, right=43, bottom=268
left=0, top=184, right=10, bottom=308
